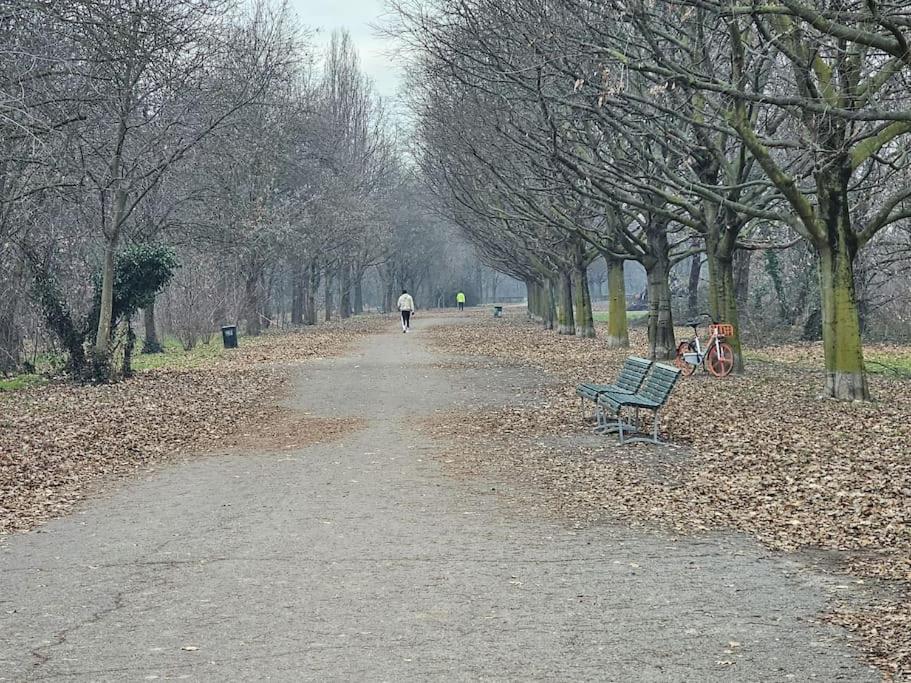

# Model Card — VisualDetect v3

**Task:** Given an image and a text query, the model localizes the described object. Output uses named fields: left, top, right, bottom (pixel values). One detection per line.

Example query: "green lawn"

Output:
left=0, top=374, right=47, bottom=392
left=592, top=310, right=648, bottom=323
left=866, top=349, right=911, bottom=377
left=130, top=336, right=226, bottom=372
left=0, top=338, right=228, bottom=392
left=744, top=346, right=911, bottom=377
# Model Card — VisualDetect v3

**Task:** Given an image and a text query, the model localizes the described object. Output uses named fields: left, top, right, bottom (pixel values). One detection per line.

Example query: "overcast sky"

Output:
left=289, top=0, right=403, bottom=101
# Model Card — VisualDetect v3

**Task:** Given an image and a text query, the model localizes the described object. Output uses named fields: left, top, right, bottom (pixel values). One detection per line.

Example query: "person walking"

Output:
left=456, top=291, right=466, bottom=312
left=397, top=289, right=415, bottom=333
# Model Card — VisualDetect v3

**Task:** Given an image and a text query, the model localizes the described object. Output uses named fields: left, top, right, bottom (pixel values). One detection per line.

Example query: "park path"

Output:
left=0, top=317, right=877, bottom=681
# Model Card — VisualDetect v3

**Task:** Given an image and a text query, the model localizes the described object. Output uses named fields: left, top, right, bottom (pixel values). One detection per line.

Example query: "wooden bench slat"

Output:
left=594, top=362, right=681, bottom=445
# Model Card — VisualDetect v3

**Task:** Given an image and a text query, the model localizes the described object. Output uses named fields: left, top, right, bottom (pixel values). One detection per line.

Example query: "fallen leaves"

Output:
left=0, top=318, right=383, bottom=534
left=423, top=315, right=911, bottom=678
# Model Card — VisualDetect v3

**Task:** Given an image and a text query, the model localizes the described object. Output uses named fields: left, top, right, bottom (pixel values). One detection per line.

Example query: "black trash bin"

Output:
left=221, top=325, right=238, bottom=349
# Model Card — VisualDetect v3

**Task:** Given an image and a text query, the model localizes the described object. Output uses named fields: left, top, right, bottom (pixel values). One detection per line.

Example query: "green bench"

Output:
left=597, top=363, right=681, bottom=444
left=576, top=357, right=653, bottom=433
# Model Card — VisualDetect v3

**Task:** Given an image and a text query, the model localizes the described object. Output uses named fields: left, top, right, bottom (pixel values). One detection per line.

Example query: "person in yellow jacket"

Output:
left=397, top=289, right=415, bottom=333
left=456, top=291, right=466, bottom=312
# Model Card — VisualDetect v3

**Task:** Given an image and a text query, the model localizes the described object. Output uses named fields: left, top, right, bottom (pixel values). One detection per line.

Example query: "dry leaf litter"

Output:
left=0, top=318, right=384, bottom=534
left=424, top=315, right=910, bottom=679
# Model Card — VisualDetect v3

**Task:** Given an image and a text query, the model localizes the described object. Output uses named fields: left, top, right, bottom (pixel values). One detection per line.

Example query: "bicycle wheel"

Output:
left=674, top=342, right=697, bottom=376
left=706, top=342, right=734, bottom=377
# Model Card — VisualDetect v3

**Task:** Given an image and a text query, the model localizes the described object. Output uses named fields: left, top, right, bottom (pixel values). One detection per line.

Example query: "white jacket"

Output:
left=397, top=293, right=415, bottom=311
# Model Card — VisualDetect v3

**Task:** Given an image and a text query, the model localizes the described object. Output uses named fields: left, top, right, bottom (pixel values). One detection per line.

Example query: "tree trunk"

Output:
left=0, top=308, right=21, bottom=374
left=93, top=237, right=118, bottom=362
left=93, top=171, right=128, bottom=377
left=816, top=184, right=868, bottom=400
left=142, top=302, right=163, bottom=353
left=644, top=221, right=676, bottom=360
left=763, top=251, right=791, bottom=324
left=605, top=255, right=629, bottom=348
left=734, top=249, right=751, bottom=319
left=32, top=265, right=87, bottom=374
left=305, top=262, right=320, bottom=325
left=687, top=253, right=702, bottom=318
left=244, top=270, right=262, bottom=336
left=556, top=269, right=575, bottom=335
left=705, top=233, right=745, bottom=372
left=572, top=243, right=595, bottom=338
left=384, top=278, right=396, bottom=314
left=353, top=271, right=364, bottom=314
left=542, top=278, right=556, bottom=330
left=818, top=244, right=867, bottom=399
left=324, top=269, right=334, bottom=322
left=339, top=263, right=351, bottom=319
left=296, top=276, right=307, bottom=326
left=291, top=258, right=304, bottom=326
left=644, top=258, right=675, bottom=360
left=121, top=321, right=136, bottom=378
left=526, top=280, right=536, bottom=320
left=261, top=272, right=272, bottom=330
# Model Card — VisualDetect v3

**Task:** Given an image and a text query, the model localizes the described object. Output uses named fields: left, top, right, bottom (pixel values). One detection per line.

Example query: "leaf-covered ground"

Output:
left=0, top=318, right=385, bottom=534
left=424, top=314, right=910, bottom=679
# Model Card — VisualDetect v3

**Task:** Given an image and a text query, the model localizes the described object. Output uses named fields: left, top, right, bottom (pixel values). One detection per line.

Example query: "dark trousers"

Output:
left=401, top=310, right=411, bottom=328
left=458, top=302, right=464, bottom=311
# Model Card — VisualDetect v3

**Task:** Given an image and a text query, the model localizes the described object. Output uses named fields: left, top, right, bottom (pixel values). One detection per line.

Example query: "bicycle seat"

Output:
left=685, top=319, right=701, bottom=328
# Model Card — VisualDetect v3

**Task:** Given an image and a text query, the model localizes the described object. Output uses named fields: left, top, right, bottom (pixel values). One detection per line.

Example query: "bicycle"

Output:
left=674, top=314, right=735, bottom=378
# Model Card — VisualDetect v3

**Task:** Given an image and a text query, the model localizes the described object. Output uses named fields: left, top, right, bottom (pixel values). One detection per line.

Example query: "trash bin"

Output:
left=221, top=325, right=238, bottom=349
left=493, top=306, right=503, bottom=318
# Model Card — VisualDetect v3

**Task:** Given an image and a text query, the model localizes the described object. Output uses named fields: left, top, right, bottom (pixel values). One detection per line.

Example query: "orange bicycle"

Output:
left=674, top=314, right=735, bottom=378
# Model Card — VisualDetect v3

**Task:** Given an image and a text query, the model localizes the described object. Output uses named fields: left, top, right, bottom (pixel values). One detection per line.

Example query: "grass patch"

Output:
left=131, top=336, right=226, bottom=372
left=592, top=310, right=648, bottom=323
left=0, top=374, right=48, bottom=393
left=866, top=349, right=911, bottom=377
left=743, top=345, right=911, bottom=377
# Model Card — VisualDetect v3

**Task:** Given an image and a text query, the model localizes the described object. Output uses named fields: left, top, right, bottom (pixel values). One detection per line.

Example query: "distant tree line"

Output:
left=0, top=1, right=483, bottom=380
left=391, top=0, right=911, bottom=400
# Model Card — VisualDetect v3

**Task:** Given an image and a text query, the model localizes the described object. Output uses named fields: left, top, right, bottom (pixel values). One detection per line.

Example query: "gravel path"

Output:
left=0, top=317, right=878, bottom=681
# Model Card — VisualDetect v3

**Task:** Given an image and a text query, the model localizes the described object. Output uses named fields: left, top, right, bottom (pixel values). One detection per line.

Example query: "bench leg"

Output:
left=621, top=409, right=669, bottom=445
left=594, top=405, right=636, bottom=435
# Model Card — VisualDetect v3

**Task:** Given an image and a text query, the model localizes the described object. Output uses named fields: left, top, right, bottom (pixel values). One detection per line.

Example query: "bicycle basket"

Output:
left=710, top=323, right=735, bottom=338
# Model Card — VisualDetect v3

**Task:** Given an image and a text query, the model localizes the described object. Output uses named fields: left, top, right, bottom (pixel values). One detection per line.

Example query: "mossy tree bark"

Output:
left=572, top=241, right=595, bottom=338
left=604, top=254, right=629, bottom=348
left=543, top=278, right=556, bottom=330
left=725, top=32, right=877, bottom=399
left=642, top=219, right=675, bottom=360
left=556, top=269, right=575, bottom=335
left=816, top=169, right=868, bottom=400
left=704, top=229, right=744, bottom=372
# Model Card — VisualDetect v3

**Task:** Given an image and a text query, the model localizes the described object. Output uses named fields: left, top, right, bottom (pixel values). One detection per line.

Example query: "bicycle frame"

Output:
left=676, top=314, right=735, bottom=379
left=682, top=328, right=726, bottom=367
